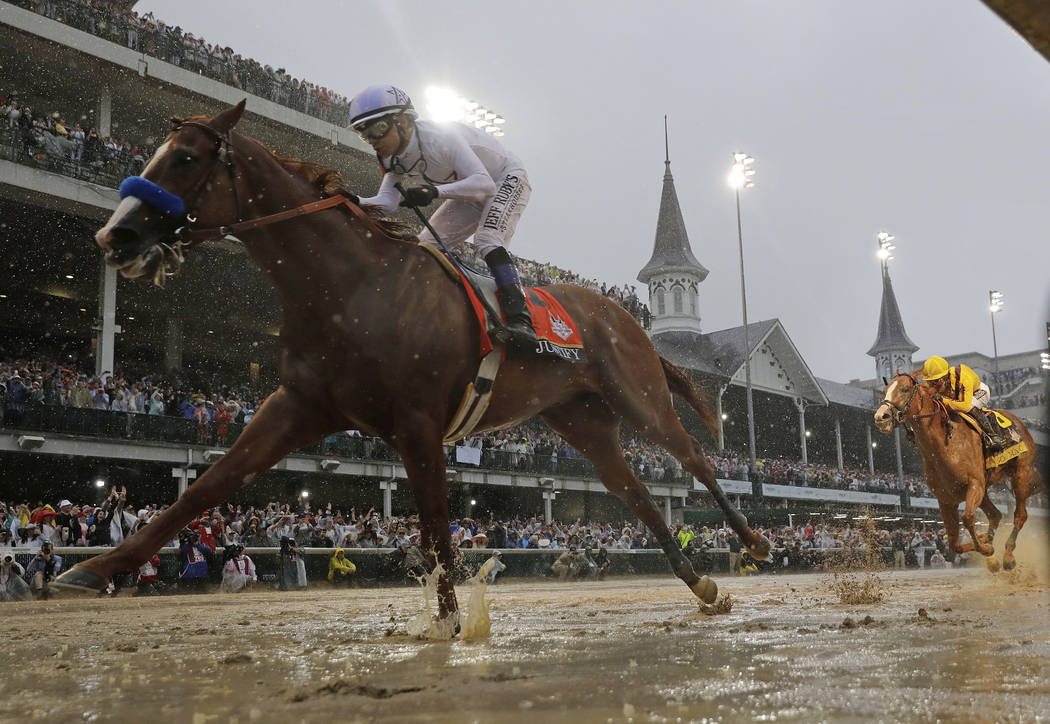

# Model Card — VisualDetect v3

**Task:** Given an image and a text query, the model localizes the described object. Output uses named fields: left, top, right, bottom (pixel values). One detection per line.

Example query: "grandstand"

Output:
left=1, top=0, right=1046, bottom=530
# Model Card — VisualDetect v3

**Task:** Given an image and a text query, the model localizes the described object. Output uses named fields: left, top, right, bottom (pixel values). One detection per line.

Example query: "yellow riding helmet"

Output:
left=923, top=356, right=950, bottom=380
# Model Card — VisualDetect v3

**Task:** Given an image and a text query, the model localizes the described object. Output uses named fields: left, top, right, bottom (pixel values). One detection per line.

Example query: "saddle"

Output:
left=960, top=408, right=1026, bottom=469
left=418, top=244, right=586, bottom=443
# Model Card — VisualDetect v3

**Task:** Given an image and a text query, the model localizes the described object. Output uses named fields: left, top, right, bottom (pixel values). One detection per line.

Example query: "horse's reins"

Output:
left=119, top=121, right=380, bottom=281
left=172, top=121, right=378, bottom=245
left=881, top=373, right=952, bottom=445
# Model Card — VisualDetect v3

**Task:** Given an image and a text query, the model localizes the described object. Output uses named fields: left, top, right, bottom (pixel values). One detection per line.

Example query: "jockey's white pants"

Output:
left=418, top=172, right=531, bottom=259
left=969, top=383, right=991, bottom=411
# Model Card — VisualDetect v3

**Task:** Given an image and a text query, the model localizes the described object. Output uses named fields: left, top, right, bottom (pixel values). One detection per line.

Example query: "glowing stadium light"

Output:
left=728, top=153, right=755, bottom=189
left=424, top=86, right=467, bottom=123
left=95, top=479, right=106, bottom=488
left=301, top=490, right=310, bottom=498
left=876, top=231, right=896, bottom=263
left=1041, top=351, right=1050, bottom=371
left=988, top=290, right=1004, bottom=314
left=424, top=86, right=507, bottom=136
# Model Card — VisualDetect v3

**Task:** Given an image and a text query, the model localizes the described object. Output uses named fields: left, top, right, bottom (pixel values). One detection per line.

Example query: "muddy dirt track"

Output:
left=2, top=564, right=1048, bottom=723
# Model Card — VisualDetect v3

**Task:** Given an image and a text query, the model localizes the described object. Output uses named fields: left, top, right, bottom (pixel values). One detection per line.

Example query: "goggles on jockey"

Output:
left=355, top=115, right=396, bottom=143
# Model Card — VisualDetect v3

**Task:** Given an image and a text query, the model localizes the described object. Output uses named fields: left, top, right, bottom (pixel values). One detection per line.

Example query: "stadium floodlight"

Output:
left=728, top=152, right=757, bottom=468
left=876, top=231, right=896, bottom=263
left=424, top=85, right=507, bottom=136
left=728, top=153, right=755, bottom=189
left=1041, top=351, right=1050, bottom=371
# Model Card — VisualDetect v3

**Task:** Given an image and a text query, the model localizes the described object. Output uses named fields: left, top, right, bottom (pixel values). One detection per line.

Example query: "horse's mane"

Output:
left=169, top=116, right=415, bottom=239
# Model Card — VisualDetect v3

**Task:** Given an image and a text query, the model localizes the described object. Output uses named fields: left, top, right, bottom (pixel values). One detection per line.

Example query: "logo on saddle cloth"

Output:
left=525, top=288, right=586, bottom=362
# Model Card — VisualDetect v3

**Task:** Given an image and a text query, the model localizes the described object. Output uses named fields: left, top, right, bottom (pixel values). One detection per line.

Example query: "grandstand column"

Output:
left=795, top=398, right=808, bottom=465
left=664, top=496, right=672, bottom=526
left=94, top=262, right=119, bottom=377
left=866, top=426, right=875, bottom=473
left=379, top=479, right=397, bottom=519
left=542, top=490, right=555, bottom=523
left=165, top=316, right=183, bottom=372
left=715, top=385, right=727, bottom=450
left=172, top=466, right=197, bottom=496
left=834, top=418, right=844, bottom=470
left=894, top=427, right=905, bottom=487
left=96, top=87, right=112, bottom=137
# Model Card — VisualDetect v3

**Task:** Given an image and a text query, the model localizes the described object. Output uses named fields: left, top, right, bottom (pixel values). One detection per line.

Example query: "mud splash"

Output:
left=824, top=513, right=886, bottom=604
left=405, top=563, right=457, bottom=640
left=460, top=580, right=492, bottom=639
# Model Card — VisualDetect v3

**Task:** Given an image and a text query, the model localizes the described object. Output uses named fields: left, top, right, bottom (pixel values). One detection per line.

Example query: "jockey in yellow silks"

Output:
left=922, top=356, right=1001, bottom=444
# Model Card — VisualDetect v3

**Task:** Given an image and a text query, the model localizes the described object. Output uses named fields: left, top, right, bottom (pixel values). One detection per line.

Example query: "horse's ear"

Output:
left=212, top=99, right=247, bottom=133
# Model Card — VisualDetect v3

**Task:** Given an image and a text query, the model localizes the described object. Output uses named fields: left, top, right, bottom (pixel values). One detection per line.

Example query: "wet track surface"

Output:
left=2, top=566, right=1048, bottom=723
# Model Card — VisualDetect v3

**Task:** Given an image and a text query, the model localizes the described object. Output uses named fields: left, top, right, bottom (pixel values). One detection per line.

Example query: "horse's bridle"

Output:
left=115, top=121, right=379, bottom=282
left=880, top=373, right=921, bottom=427
left=171, top=120, right=242, bottom=248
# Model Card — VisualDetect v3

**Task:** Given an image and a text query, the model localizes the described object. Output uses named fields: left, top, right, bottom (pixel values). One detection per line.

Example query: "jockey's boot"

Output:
left=484, top=247, right=538, bottom=348
left=970, top=407, right=1001, bottom=449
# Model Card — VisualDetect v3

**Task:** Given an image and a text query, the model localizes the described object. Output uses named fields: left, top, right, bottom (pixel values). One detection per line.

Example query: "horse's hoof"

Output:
left=690, top=575, right=718, bottom=604
left=748, top=536, right=772, bottom=562
left=51, top=566, right=108, bottom=596
left=1003, top=558, right=1017, bottom=571
left=984, top=557, right=1001, bottom=574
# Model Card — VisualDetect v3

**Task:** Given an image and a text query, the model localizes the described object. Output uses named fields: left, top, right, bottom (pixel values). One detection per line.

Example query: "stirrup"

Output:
left=504, top=319, right=538, bottom=348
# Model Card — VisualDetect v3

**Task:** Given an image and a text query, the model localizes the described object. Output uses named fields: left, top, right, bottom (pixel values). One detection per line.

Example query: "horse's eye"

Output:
left=173, top=153, right=195, bottom=167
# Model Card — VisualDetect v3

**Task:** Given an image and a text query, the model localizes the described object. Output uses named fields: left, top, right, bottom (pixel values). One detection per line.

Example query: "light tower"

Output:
left=988, top=290, right=1003, bottom=405
left=728, top=152, right=757, bottom=468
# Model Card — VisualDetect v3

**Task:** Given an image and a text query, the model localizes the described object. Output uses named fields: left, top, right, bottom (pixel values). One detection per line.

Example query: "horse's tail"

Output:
left=1030, top=464, right=1046, bottom=497
left=660, top=356, right=720, bottom=442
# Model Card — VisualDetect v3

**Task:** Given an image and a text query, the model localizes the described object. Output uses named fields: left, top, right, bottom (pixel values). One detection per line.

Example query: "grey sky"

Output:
left=137, top=0, right=1050, bottom=383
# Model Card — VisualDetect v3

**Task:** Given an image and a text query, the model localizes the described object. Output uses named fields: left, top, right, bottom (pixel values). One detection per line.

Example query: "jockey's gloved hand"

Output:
left=398, top=184, right=438, bottom=208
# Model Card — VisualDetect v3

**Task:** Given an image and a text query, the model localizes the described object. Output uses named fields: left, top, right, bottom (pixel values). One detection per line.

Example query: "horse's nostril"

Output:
left=109, top=225, right=141, bottom=250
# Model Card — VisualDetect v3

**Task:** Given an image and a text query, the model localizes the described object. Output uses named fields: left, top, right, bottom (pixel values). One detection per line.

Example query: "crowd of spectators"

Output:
left=702, top=450, right=931, bottom=498
left=10, top=354, right=1047, bottom=509
left=0, top=474, right=1024, bottom=599
left=1, top=91, right=155, bottom=184
left=989, top=366, right=1040, bottom=397
left=1, top=489, right=955, bottom=558
left=12, top=0, right=353, bottom=126
left=4, top=354, right=966, bottom=500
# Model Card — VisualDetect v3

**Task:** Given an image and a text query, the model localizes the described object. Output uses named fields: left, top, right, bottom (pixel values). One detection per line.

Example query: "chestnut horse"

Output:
left=55, top=101, right=769, bottom=627
left=874, top=372, right=1042, bottom=570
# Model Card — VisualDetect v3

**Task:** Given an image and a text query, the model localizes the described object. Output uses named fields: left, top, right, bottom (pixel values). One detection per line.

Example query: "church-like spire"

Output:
left=637, top=116, right=708, bottom=285
left=867, top=265, right=918, bottom=357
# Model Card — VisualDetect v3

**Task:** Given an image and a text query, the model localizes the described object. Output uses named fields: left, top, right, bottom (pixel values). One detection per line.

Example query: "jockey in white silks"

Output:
left=348, top=83, right=537, bottom=348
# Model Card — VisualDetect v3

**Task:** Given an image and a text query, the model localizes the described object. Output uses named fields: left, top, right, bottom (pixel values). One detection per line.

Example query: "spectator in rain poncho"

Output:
left=327, top=548, right=356, bottom=585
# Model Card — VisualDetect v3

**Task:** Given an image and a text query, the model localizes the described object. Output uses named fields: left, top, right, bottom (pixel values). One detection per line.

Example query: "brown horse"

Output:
left=874, top=372, right=1042, bottom=570
left=55, top=101, right=770, bottom=626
